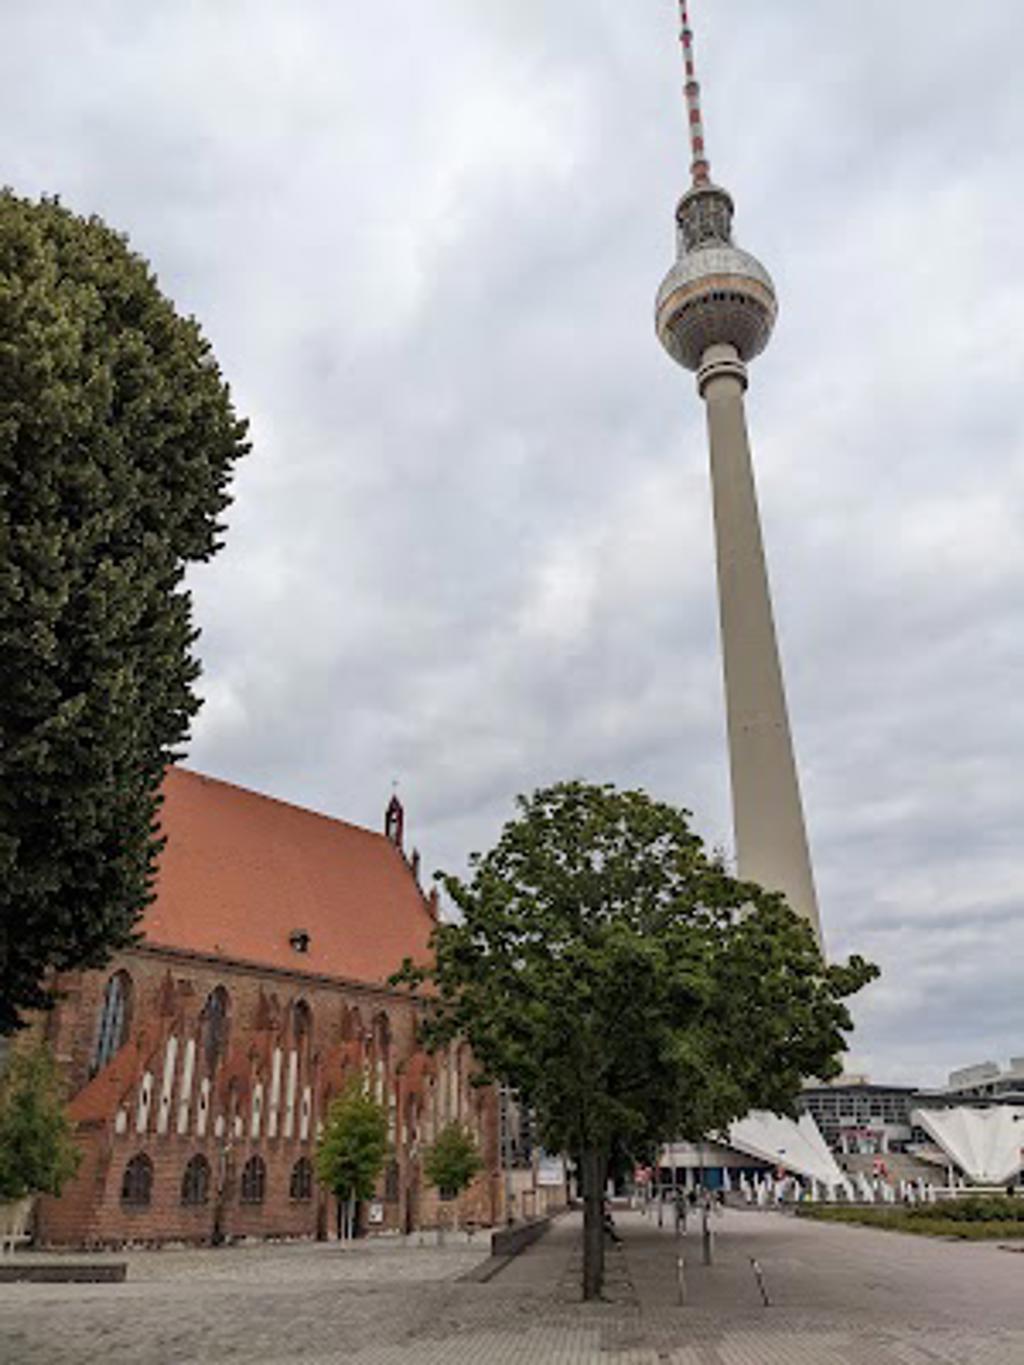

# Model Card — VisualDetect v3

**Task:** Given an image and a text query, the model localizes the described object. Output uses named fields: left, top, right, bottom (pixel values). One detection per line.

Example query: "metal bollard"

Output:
left=750, top=1257, right=771, bottom=1307
left=701, top=1205, right=712, bottom=1265
left=676, top=1256, right=686, bottom=1306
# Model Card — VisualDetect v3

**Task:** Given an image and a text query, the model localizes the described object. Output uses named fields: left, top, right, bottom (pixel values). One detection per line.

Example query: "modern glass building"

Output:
left=798, top=1080, right=921, bottom=1155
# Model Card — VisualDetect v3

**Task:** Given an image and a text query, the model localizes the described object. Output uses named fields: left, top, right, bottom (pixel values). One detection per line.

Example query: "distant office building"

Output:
left=799, top=1064, right=1024, bottom=1188
left=657, top=1112, right=842, bottom=1193
left=798, top=1079, right=921, bottom=1155
left=938, top=1060, right=1024, bottom=1104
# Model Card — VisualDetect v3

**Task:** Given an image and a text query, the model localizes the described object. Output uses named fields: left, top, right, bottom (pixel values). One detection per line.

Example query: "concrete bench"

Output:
left=0, top=1198, right=34, bottom=1256
left=0, top=1263, right=127, bottom=1284
left=491, top=1216, right=551, bottom=1259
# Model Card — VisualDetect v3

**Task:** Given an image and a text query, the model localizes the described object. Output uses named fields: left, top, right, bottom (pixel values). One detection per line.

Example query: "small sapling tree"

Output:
left=315, top=1079, right=389, bottom=1243
left=424, top=1121, right=484, bottom=1236
left=0, top=1044, right=80, bottom=1207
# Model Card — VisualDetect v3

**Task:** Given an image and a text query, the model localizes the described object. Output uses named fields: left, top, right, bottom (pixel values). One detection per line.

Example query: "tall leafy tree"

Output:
left=0, top=192, right=249, bottom=1032
left=0, top=1043, right=80, bottom=1201
left=394, top=781, right=877, bottom=1299
left=315, top=1080, right=389, bottom=1241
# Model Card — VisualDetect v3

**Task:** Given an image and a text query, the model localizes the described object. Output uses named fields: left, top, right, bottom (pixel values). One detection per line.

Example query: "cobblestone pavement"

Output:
left=2, top=1209, right=1023, bottom=1363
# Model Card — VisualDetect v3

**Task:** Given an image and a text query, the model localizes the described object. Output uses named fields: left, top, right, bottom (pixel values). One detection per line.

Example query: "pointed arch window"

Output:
left=292, top=999, right=313, bottom=1047
left=240, top=1154, right=266, bottom=1204
left=371, top=1011, right=391, bottom=1104
left=384, top=1159, right=399, bottom=1203
left=92, top=971, right=132, bottom=1075
left=200, top=986, right=230, bottom=1071
left=121, top=1153, right=153, bottom=1207
left=181, top=1154, right=211, bottom=1206
left=290, top=1157, right=313, bottom=1202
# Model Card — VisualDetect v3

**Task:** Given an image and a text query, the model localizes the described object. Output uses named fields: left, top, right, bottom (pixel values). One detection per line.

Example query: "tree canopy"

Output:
left=424, top=1121, right=484, bottom=1203
left=394, top=780, right=878, bottom=1296
left=0, top=191, right=249, bottom=1032
left=0, top=1043, right=80, bottom=1200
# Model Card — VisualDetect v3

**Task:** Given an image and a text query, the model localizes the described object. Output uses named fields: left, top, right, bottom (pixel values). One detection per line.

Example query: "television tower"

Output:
left=656, top=1, right=822, bottom=944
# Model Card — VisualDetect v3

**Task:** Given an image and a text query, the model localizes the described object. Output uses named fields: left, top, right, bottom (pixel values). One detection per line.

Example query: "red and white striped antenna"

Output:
left=679, top=1, right=711, bottom=186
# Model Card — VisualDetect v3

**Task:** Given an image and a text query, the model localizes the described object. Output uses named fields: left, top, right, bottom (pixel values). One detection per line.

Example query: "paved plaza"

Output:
left=1, top=1208, right=1023, bottom=1363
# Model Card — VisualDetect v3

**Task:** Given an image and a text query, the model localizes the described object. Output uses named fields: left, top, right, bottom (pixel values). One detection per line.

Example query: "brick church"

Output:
left=35, top=767, right=501, bottom=1246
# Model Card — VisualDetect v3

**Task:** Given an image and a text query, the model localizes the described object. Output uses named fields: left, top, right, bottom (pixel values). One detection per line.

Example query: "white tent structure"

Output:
left=911, top=1106, right=1024, bottom=1186
left=728, top=1110, right=846, bottom=1190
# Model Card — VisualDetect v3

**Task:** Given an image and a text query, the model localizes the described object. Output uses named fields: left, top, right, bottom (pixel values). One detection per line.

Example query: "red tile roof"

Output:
left=142, top=768, right=435, bottom=988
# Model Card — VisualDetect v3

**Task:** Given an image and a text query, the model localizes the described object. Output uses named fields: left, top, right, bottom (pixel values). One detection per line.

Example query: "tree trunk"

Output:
left=581, top=1146, right=606, bottom=1302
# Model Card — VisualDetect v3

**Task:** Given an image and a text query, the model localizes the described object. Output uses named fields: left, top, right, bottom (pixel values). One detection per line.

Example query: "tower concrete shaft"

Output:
left=698, top=344, right=821, bottom=939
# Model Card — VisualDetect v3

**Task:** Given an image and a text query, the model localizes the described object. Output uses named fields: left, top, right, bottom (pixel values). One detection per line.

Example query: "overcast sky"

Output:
left=3, top=1, right=1021, bottom=1087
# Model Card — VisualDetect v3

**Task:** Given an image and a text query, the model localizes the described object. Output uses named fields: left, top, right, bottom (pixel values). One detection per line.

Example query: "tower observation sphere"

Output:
left=656, top=184, right=777, bottom=373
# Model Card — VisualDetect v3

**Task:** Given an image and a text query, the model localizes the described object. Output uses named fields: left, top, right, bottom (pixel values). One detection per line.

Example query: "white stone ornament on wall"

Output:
left=268, top=1048, right=282, bottom=1139
left=135, top=1071, right=153, bottom=1134
left=176, top=1039, right=196, bottom=1135
left=157, top=1035, right=178, bottom=1136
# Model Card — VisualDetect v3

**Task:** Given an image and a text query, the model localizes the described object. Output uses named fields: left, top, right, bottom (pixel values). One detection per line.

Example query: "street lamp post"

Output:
left=499, top=1084, right=515, bottom=1226
left=212, top=1135, right=234, bottom=1246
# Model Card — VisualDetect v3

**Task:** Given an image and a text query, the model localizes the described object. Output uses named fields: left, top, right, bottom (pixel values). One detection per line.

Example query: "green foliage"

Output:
left=797, top=1201, right=1024, bottom=1239
left=0, top=191, right=250, bottom=1032
left=0, top=1043, right=80, bottom=1199
left=394, top=781, right=878, bottom=1164
left=905, top=1195, right=1024, bottom=1224
left=423, top=1122, right=484, bottom=1199
left=315, top=1080, right=389, bottom=1204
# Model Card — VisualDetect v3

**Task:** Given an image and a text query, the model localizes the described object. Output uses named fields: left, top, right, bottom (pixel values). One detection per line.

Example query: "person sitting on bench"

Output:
left=603, top=1200, right=622, bottom=1244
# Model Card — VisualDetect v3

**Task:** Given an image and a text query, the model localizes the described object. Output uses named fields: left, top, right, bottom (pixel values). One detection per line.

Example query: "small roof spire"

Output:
left=679, top=1, right=711, bottom=187
left=385, top=789, right=404, bottom=849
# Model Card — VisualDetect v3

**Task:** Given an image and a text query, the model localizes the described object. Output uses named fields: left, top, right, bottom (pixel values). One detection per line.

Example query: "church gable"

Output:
left=144, top=768, right=435, bottom=987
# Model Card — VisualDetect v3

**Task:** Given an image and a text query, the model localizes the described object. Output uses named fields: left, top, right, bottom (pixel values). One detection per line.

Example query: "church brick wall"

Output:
left=36, top=946, right=501, bottom=1247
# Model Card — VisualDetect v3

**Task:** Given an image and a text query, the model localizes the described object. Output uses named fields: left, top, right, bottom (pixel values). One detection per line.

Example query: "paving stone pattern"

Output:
left=1, top=1209, right=1022, bottom=1363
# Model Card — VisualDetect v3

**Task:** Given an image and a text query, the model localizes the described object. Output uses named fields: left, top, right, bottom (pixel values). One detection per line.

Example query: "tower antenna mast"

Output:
left=679, top=1, right=711, bottom=186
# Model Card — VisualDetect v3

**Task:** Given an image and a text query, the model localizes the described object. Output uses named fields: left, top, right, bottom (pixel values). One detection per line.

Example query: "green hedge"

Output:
left=904, top=1196, right=1024, bottom=1224
left=796, top=1198, right=1024, bottom=1240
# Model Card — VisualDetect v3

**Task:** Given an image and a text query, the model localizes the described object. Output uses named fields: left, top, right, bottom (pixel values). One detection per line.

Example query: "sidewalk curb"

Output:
left=458, top=1253, right=516, bottom=1283
left=459, top=1216, right=557, bottom=1283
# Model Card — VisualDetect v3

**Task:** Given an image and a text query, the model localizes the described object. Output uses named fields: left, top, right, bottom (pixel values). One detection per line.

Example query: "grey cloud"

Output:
left=1, top=0, right=1021, bottom=1088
